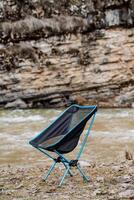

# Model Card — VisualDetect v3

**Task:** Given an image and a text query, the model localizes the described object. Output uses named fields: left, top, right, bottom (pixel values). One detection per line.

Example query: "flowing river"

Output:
left=0, top=108, right=134, bottom=166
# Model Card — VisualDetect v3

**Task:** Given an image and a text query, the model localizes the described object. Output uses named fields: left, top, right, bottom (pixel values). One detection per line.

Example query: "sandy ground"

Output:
left=0, top=159, right=134, bottom=200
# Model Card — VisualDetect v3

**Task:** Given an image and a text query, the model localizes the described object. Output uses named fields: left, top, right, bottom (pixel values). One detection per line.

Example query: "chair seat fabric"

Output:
left=39, top=135, right=64, bottom=149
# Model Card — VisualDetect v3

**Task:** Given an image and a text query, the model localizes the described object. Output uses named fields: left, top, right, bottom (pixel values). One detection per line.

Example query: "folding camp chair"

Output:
left=29, top=104, right=97, bottom=186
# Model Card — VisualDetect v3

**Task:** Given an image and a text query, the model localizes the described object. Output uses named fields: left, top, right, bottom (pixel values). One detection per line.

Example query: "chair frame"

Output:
left=30, top=105, right=97, bottom=186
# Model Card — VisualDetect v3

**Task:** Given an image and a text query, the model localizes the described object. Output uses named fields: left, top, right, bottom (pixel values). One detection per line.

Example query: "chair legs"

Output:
left=62, top=162, right=73, bottom=177
left=59, top=166, right=71, bottom=187
left=77, top=164, right=90, bottom=182
left=59, top=163, right=89, bottom=186
left=42, top=159, right=89, bottom=186
left=41, top=150, right=90, bottom=186
left=42, top=160, right=57, bottom=181
left=42, top=160, right=73, bottom=184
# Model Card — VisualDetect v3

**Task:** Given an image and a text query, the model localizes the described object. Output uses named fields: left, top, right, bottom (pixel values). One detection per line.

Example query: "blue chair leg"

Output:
left=77, top=164, right=90, bottom=182
left=42, top=160, right=57, bottom=181
left=62, top=162, right=73, bottom=177
left=59, top=166, right=70, bottom=187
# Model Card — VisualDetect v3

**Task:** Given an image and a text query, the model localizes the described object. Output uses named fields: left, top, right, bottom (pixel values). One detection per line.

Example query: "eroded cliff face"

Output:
left=0, top=0, right=134, bottom=108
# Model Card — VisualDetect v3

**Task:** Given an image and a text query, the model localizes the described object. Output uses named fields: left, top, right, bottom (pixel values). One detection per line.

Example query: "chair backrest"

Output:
left=53, top=105, right=97, bottom=153
left=68, top=106, right=95, bottom=130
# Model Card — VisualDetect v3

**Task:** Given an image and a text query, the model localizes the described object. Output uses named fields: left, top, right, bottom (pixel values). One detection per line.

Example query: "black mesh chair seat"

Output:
left=39, top=135, right=64, bottom=149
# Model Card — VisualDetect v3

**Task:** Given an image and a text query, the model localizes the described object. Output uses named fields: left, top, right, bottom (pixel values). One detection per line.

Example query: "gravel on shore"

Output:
left=0, top=160, right=134, bottom=200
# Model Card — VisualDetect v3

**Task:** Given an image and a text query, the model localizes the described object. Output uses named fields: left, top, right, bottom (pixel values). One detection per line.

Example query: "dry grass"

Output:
left=125, top=149, right=133, bottom=160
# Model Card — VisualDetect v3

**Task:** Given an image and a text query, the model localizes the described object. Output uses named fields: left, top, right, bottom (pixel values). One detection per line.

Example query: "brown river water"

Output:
left=0, top=108, right=134, bottom=166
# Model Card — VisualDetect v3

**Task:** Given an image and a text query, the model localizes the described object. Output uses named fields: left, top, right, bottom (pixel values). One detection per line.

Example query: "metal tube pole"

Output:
left=76, top=112, right=97, bottom=160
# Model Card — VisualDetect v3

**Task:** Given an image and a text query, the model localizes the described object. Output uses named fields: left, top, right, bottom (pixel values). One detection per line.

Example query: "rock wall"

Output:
left=0, top=0, right=134, bottom=108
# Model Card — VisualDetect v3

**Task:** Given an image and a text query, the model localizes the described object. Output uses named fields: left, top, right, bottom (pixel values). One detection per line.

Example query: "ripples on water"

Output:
left=0, top=108, right=134, bottom=165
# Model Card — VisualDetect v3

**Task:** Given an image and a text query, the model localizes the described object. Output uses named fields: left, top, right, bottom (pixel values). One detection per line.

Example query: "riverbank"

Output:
left=0, top=159, right=134, bottom=200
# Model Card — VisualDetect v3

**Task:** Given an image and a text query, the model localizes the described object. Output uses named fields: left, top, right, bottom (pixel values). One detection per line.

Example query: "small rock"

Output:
left=118, top=189, right=134, bottom=199
left=46, top=187, right=56, bottom=193
left=79, top=160, right=92, bottom=167
left=119, top=175, right=132, bottom=183
left=119, top=183, right=134, bottom=190
left=5, top=98, right=27, bottom=109
left=96, top=176, right=104, bottom=183
left=112, top=165, right=123, bottom=172
left=100, top=57, right=109, bottom=65
left=109, top=189, right=116, bottom=195
left=15, top=184, right=23, bottom=189
left=93, top=188, right=108, bottom=196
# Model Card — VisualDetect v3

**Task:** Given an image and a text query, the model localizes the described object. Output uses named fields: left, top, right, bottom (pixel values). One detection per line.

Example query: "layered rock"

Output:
left=0, top=0, right=134, bottom=108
